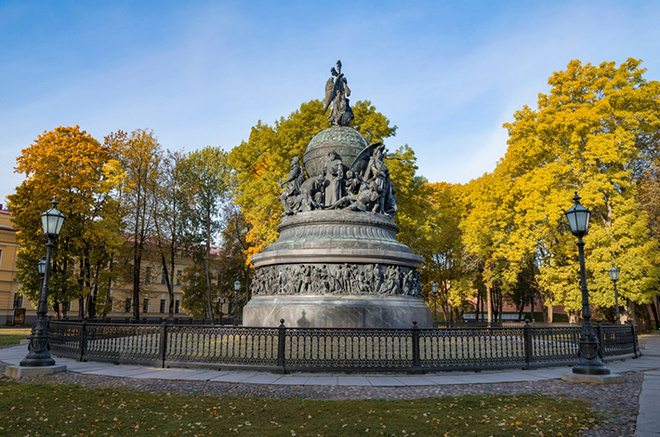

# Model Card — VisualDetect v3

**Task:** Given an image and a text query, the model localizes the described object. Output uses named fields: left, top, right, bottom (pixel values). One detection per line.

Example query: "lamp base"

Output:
left=572, top=363, right=611, bottom=375
left=20, top=332, right=55, bottom=367
left=19, top=356, right=56, bottom=367
left=561, top=372, right=622, bottom=384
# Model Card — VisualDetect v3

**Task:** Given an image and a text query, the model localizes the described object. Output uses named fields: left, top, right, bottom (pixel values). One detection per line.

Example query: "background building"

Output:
left=0, top=204, right=235, bottom=325
left=0, top=204, right=21, bottom=324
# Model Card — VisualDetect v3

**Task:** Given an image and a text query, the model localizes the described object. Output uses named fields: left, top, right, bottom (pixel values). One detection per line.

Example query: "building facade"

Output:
left=0, top=204, right=230, bottom=324
left=0, top=204, right=21, bottom=324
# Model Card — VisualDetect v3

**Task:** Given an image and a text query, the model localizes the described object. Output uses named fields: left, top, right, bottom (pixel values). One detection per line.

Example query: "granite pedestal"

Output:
left=243, top=295, right=431, bottom=328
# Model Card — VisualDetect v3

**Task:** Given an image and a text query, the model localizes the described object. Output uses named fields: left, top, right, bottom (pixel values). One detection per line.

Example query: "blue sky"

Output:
left=2, top=0, right=660, bottom=205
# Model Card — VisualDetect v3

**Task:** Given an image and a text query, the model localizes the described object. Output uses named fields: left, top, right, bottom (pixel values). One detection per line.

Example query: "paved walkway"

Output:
left=635, top=332, right=660, bottom=437
left=2, top=332, right=659, bottom=435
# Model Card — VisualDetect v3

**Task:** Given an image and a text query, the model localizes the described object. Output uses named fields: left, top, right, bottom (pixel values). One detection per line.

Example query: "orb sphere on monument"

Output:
left=303, top=126, right=369, bottom=177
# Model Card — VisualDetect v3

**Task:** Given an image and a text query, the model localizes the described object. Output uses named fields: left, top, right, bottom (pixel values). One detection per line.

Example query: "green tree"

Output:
left=105, top=129, right=163, bottom=321
left=219, top=202, right=252, bottom=300
left=180, top=261, right=222, bottom=320
left=179, top=146, right=231, bottom=321
left=153, top=150, right=187, bottom=319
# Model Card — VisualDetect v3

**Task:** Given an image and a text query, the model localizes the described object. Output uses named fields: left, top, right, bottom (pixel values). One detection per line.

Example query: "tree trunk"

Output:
left=78, top=258, right=85, bottom=319
left=627, top=301, right=636, bottom=326
left=106, top=256, right=114, bottom=317
left=159, top=251, right=174, bottom=319
left=517, top=291, right=524, bottom=321
left=169, top=237, right=176, bottom=319
left=475, top=291, right=481, bottom=322
left=133, top=259, right=140, bottom=321
left=205, top=212, right=214, bottom=322
left=648, top=300, right=660, bottom=330
left=486, top=285, right=492, bottom=323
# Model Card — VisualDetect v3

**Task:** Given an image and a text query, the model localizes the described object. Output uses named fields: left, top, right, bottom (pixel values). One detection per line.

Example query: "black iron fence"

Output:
left=48, top=320, right=640, bottom=374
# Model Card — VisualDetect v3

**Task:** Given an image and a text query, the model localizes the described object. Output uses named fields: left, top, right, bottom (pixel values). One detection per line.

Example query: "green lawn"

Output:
left=0, top=334, right=29, bottom=347
left=0, top=327, right=31, bottom=334
left=0, top=379, right=599, bottom=436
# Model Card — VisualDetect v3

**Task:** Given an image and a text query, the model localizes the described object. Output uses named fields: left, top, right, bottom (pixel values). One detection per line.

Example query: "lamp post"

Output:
left=20, top=198, right=66, bottom=367
left=432, top=282, right=438, bottom=326
left=233, top=279, right=240, bottom=326
left=37, top=255, right=46, bottom=288
left=608, top=262, right=621, bottom=324
left=564, top=192, right=609, bottom=375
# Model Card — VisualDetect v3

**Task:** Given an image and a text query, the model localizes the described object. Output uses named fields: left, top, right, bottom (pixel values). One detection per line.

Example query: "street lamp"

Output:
left=233, top=279, right=240, bottom=326
left=36, top=256, right=46, bottom=315
left=608, top=262, right=621, bottom=324
left=432, top=282, right=438, bottom=326
left=564, top=192, right=609, bottom=375
left=37, top=256, right=46, bottom=276
left=20, top=198, right=66, bottom=367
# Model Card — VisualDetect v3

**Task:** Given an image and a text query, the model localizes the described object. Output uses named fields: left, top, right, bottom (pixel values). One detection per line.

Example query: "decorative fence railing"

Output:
left=48, top=320, right=640, bottom=374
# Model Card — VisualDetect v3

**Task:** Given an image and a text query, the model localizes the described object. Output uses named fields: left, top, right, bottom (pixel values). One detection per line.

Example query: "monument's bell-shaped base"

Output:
left=244, top=210, right=430, bottom=328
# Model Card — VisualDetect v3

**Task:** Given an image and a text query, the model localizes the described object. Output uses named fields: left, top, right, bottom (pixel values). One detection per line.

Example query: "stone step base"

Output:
left=243, top=295, right=431, bottom=328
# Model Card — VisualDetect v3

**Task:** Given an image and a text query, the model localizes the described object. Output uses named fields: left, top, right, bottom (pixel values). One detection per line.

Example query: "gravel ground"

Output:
left=0, top=360, right=642, bottom=437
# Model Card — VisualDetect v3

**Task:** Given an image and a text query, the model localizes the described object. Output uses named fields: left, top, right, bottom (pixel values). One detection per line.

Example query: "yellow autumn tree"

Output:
left=495, top=58, right=660, bottom=320
left=9, top=126, right=121, bottom=317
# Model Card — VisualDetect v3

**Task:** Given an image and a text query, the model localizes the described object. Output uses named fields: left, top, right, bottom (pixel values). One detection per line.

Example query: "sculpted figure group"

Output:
left=279, top=143, right=398, bottom=217
left=252, top=263, right=422, bottom=297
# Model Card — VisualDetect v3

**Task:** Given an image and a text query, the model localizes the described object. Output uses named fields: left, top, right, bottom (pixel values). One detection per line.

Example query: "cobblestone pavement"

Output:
left=0, top=360, right=643, bottom=437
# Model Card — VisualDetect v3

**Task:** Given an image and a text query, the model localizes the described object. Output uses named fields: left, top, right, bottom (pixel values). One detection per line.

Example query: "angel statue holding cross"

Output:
left=323, top=60, right=354, bottom=126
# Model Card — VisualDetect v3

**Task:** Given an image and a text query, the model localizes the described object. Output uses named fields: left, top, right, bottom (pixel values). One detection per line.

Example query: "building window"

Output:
left=125, top=298, right=132, bottom=313
left=161, top=269, right=167, bottom=284
left=176, top=270, right=182, bottom=286
left=143, top=295, right=149, bottom=313
left=160, top=299, right=166, bottom=313
left=0, top=249, right=3, bottom=267
left=146, top=267, right=152, bottom=284
left=13, top=294, right=23, bottom=309
left=65, top=301, right=72, bottom=312
left=175, top=299, right=180, bottom=314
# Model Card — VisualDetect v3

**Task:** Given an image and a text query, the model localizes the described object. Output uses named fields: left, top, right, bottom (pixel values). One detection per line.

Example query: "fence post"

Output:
left=79, top=320, right=87, bottom=362
left=277, top=319, right=286, bottom=374
left=523, top=319, right=532, bottom=370
left=160, top=320, right=168, bottom=368
left=411, top=321, right=421, bottom=374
